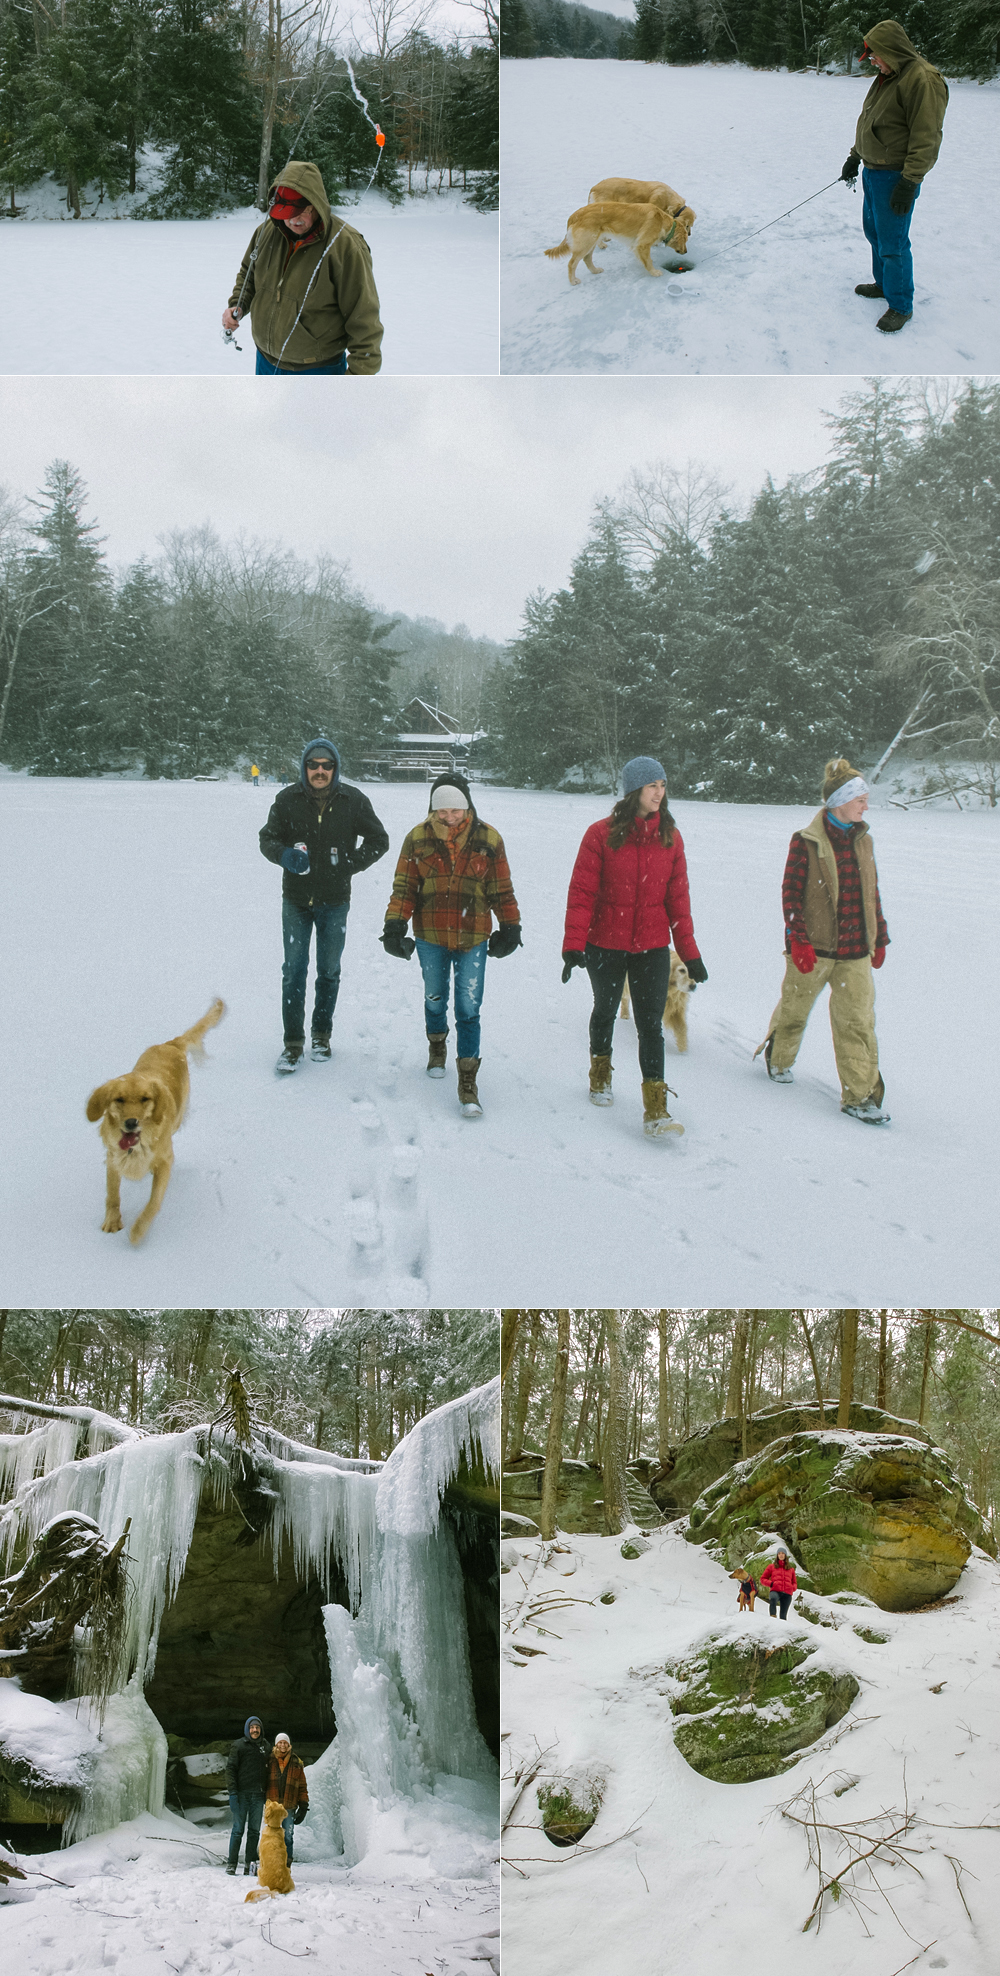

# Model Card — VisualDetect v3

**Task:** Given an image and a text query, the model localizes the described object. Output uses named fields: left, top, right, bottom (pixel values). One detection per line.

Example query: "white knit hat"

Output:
left=430, top=784, right=469, bottom=810
left=274, top=1731, right=291, bottom=1745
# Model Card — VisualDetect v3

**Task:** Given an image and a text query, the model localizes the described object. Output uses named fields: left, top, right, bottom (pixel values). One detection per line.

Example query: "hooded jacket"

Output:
left=229, top=160, right=383, bottom=373
left=259, top=739, right=390, bottom=906
left=227, top=1724, right=272, bottom=1795
left=851, top=21, right=948, bottom=182
left=563, top=811, right=701, bottom=960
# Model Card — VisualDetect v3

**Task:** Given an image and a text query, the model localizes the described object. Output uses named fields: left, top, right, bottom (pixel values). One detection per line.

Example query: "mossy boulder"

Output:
left=668, top=1632, right=859, bottom=1783
left=537, top=1773, right=603, bottom=1845
left=686, top=1430, right=994, bottom=1611
left=502, top=1458, right=661, bottom=1535
left=650, top=1404, right=931, bottom=1513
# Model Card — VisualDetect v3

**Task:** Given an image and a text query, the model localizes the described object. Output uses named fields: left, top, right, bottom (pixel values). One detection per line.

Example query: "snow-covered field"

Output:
left=0, top=1802, right=498, bottom=1976
left=0, top=775, right=996, bottom=1306
left=502, top=1524, right=1000, bottom=1976
left=0, top=189, right=498, bottom=375
left=500, top=60, right=1000, bottom=374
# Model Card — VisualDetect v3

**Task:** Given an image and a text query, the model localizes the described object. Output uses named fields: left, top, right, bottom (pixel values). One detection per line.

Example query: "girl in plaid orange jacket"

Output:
left=381, top=773, right=522, bottom=1117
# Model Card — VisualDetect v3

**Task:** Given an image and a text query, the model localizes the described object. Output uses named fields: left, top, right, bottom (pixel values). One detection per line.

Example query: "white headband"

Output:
left=431, top=786, right=469, bottom=810
left=826, top=775, right=868, bottom=809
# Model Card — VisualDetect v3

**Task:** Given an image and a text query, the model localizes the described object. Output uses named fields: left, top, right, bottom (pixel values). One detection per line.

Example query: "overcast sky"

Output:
left=1, top=375, right=885, bottom=639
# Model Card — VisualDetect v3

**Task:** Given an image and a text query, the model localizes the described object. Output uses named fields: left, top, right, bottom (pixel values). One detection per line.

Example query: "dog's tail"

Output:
left=244, top=1888, right=272, bottom=1903
left=544, top=236, right=570, bottom=260
left=171, top=997, right=226, bottom=1063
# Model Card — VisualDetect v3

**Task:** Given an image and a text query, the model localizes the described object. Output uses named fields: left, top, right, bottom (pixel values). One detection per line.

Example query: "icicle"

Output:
left=270, top=1459, right=379, bottom=1614
left=61, top=1676, right=167, bottom=1845
left=0, top=1420, right=80, bottom=1497
left=376, top=1376, right=500, bottom=1537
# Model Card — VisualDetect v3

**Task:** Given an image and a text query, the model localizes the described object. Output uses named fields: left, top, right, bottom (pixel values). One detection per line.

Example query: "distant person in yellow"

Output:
left=222, top=161, right=383, bottom=375
left=251, top=764, right=259, bottom=787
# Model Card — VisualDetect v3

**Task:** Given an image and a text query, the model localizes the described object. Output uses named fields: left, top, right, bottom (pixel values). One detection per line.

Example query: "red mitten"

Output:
left=872, top=947, right=886, bottom=969
left=790, top=938, right=816, bottom=975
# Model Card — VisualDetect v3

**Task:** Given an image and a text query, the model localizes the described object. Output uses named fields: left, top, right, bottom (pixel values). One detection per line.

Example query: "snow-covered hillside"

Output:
left=500, top=60, right=999, bottom=373
left=0, top=775, right=996, bottom=1305
left=502, top=1522, right=1000, bottom=1975
left=0, top=189, right=497, bottom=375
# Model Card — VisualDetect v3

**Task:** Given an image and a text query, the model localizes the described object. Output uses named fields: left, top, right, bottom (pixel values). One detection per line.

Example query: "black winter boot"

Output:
left=877, top=307, right=911, bottom=332
left=276, top=1044, right=303, bottom=1074
left=854, top=282, right=884, bottom=298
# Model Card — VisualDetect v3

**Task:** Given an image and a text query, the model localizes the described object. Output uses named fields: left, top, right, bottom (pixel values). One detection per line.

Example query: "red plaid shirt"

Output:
left=783, top=817, right=888, bottom=959
left=386, top=813, right=520, bottom=951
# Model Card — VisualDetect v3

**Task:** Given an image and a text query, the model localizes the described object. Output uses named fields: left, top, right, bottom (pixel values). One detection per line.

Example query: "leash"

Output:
left=680, top=176, right=847, bottom=273
left=224, top=56, right=386, bottom=361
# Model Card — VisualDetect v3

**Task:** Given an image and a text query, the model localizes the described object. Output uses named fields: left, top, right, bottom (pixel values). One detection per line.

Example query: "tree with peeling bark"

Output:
left=538, top=1311, right=570, bottom=1540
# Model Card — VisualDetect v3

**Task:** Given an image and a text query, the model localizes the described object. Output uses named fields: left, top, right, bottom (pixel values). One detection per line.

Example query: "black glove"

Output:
left=841, top=153, right=860, bottom=182
left=293, top=1804, right=308, bottom=1825
left=280, top=845, right=310, bottom=875
left=561, top=951, right=587, bottom=984
left=889, top=176, right=917, bottom=214
left=488, top=923, right=522, bottom=959
left=685, top=957, right=708, bottom=985
left=381, top=920, right=416, bottom=960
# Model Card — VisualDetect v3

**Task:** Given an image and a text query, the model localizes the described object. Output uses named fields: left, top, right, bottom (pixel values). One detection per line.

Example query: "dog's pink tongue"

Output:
left=119, top=1131, right=140, bottom=1150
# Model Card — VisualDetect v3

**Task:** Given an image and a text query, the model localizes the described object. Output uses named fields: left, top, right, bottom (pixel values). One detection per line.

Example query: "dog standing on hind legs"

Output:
left=86, top=997, right=225, bottom=1245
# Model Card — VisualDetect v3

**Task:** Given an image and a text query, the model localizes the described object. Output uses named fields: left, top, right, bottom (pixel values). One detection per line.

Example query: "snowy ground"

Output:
left=0, top=189, right=498, bottom=375
left=0, top=1800, right=498, bottom=1976
left=500, top=60, right=1000, bottom=374
left=502, top=1524, right=1000, bottom=1976
left=0, top=775, right=996, bottom=1306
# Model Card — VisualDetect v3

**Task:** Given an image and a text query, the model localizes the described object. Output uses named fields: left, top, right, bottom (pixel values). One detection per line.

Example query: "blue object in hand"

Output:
left=281, top=845, right=310, bottom=875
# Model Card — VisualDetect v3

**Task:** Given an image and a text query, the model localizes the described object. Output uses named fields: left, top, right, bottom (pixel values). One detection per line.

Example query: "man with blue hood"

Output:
left=840, top=20, right=948, bottom=333
left=260, top=739, right=389, bottom=1073
left=226, top=1714, right=271, bottom=1875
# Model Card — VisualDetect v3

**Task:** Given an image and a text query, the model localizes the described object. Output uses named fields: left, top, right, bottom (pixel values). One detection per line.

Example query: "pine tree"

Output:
left=664, top=0, right=707, bottom=61
left=633, top=0, right=665, bottom=60
left=142, top=0, right=259, bottom=216
left=13, top=462, right=112, bottom=773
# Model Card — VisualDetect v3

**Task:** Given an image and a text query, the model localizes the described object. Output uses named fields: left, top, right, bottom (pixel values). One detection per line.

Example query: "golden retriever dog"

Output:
left=86, top=998, right=224, bottom=1245
left=545, top=201, right=690, bottom=285
left=244, top=1800, right=295, bottom=1900
left=620, top=952, right=693, bottom=1052
left=589, top=177, right=696, bottom=236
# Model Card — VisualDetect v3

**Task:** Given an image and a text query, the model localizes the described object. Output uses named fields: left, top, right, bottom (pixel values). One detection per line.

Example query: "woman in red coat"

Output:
left=760, top=1549, right=798, bottom=1620
left=562, top=757, right=706, bottom=1138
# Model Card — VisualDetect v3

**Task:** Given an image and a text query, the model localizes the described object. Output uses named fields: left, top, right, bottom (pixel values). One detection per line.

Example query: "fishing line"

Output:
left=677, top=176, right=847, bottom=275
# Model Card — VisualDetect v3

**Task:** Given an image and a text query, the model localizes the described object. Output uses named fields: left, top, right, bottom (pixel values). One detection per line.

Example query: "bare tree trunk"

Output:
left=572, top=1313, right=604, bottom=1458
left=837, top=1311, right=859, bottom=1427
left=798, top=1311, right=826, bottom=1424
left=365, top=1336, right=381, bottom=1460
left=876, top=1312, right=888, bottom=1410
left=919, top=1315, right=935, bottom=1425
left=602, top=1311, right=631, bottom=1536
left=500, top=1309, right=522, bottom=1385
left=657, top=1311, right=671, bottom=1463
left=538, top=1311, right=571, bottom=1541
left=725, top=1313, right=750, bottom=1419
left=510, top=1313, right=543, bottom=1461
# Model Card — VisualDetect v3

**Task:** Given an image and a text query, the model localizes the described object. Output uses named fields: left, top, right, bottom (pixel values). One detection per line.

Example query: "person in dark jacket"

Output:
left=562, top=757, right=706, bottom=1139
left=760, top=1550, right=798, bottom=1620
left=840, top=20, right=948, bottom=332
left=226, top=1715, right=272, bottom=1874
left=754, top=756, right=890, bottom=1124
left=266, top=1731, right=310, bottom=1866
left=260, top=738, right=389, bottom=1074
left=381, top=772, right=522, bottom=1118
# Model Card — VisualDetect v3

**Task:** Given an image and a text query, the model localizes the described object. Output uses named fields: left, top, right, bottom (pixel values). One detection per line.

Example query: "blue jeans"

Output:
left=281, top=1809, right=296, bottom=1864
left=416, top=939, right=488, bottom=1059
left=256, top=349, right=348, bottom=374
left=228, top=1791, right=264, bottom=1867
left=282, top=897, right=349, bottom=1043
left=862, top=167, right=920, bottom=315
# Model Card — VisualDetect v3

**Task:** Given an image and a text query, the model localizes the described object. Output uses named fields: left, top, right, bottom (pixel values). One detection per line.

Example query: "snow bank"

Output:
left=0, top=1674, right=165, bottom=1844
left=376, top=1375, right=500, bottom=1536
left=0, top=1678, right=99, bottom=1792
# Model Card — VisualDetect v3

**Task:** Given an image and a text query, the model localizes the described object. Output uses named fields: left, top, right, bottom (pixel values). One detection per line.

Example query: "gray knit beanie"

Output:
left=621, top=757, right=667, bottom=797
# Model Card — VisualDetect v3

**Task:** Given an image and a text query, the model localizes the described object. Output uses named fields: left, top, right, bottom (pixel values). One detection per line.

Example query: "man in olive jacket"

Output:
left=226, top=1715, right=271, bottom=1874
left=259, top=737, right=389, bottom=1073
left=840, top=20, right=948, bottom=332
left=223, top=160, right=383, bottom=374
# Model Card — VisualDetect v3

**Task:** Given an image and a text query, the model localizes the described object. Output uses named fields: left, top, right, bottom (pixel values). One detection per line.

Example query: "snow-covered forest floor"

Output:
left=0, top=189, right=497, bottom=375
left=0, top=1800, right=498, bottom=1975
left=500, top=60, right=1000, bottom=374
left=502, top=1525, right=1000, bottom=1976
left=1, top=776, right=995, bottom=1306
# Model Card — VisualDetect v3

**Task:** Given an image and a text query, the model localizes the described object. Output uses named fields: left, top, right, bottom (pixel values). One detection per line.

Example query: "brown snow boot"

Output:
left=457, top=1057, right=483, bottom=1117
left=589, top=1053, right=613, bottom=1106
left=641, top=1079, right=684, bottom=1139
left=426, top=1031, right=447, bottom=1078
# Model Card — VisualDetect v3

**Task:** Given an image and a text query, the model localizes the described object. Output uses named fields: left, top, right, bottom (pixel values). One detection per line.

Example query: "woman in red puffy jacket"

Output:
left=562, top=756, right=706, bottom=1139
left=760, top=1549, right=798, bottom=1620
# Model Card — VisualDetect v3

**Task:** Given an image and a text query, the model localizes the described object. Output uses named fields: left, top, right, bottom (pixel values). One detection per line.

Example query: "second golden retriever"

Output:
left=86, top=998, right=225, bottom=1245
left=545, top=201, right=690, bottom=285
left=589, top=177, right=696, bottom=238
left=620, top=952, right=694, bottom=1052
